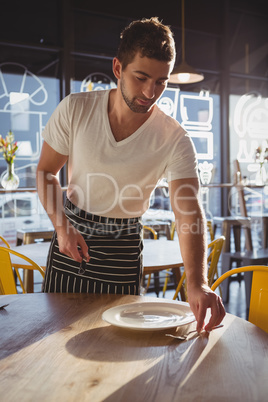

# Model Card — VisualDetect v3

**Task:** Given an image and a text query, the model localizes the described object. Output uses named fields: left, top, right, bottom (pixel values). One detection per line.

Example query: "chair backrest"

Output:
left=211, top=265, right=268, bottom=333
left=0, top=247, right=17, bottom=294
left=0, top=235, right=11, bottom=248
left=207, top=220, right=214, bottom=242
left=173, top=236, right=225, bottom=300
left=207, top=236, right=225, bottom=286
left=143, top=225, right=158, bottom=240
left=0, top=246, right=45, bottom=295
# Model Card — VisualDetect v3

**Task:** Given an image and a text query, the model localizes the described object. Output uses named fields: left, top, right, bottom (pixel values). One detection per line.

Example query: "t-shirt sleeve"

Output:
left=42, top=95, right=70, bottom=155
left=165, top=133, right=199, bottom=182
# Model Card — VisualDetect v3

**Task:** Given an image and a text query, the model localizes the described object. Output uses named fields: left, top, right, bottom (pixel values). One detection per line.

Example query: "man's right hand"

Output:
left=56, top=223, right=90, bottom=263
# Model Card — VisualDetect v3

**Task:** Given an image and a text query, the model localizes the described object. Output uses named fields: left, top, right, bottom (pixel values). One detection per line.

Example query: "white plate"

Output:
left=102, top=301, right=195, bottom=331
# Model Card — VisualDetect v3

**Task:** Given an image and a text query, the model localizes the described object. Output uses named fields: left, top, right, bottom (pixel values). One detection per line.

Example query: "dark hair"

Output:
left=117, top=17, right=176, bottom=70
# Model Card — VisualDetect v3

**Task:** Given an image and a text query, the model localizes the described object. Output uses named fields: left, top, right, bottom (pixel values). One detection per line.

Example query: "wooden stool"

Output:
left=16, top=228, right=54, bottom=246
left=213, top=216, right=251, bottom=252
left=219, top=160, right=268, bottom=308
left=213, top=216, right=251, bottom=302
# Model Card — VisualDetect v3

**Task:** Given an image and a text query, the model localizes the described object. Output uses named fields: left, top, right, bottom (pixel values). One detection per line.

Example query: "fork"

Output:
left=165, top=324, right=224, bottom=340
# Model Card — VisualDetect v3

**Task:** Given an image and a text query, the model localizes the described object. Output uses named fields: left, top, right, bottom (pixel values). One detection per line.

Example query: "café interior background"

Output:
left=0, top=0, right=267, bottom=244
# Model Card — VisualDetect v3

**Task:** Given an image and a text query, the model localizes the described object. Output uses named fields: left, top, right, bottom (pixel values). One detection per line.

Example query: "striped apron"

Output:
left=42, top=199, right=143, bottom=294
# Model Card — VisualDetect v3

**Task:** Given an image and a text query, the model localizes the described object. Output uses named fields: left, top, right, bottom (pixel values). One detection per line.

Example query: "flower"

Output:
left=255, top=145, right=268, bottom=165
left=0, top=130, right=18, bottom=164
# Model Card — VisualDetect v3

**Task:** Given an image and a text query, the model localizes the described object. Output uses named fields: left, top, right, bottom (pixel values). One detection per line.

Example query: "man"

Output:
left=37, top=17, right=225, bottom=332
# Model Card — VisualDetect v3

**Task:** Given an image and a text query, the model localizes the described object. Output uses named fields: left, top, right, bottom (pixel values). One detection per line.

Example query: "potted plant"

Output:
left=0, top=130, right=19, bottom=190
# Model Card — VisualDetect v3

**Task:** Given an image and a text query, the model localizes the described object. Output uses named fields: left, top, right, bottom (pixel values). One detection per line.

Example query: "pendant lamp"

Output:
left=169, top=0, right=204, bottom=84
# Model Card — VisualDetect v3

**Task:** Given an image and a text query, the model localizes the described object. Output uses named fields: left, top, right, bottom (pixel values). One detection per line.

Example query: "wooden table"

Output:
left=142, top=239, right=183, bottom=296
left=143, top=239, right=182, bottom=272
left=0, top=293, right=268, bottom=402
left=11, top=239, right=183, bottom=293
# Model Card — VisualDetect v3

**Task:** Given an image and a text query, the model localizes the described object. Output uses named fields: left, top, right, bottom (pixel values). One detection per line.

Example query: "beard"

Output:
left=120, top=76, right=153, bottom=114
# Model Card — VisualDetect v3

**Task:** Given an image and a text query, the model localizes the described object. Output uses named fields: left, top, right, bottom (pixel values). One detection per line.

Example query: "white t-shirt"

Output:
left=42, top=90, right=198, bottom=218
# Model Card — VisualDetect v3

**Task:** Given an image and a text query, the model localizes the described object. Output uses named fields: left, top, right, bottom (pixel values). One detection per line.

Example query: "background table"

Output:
left=11, top=239, right=183, bottom=293
left=143, top=239, right=182, bottom=271
left=0, top=293, right=268, bottom=402
left=12, top=239, right=182, bottom=269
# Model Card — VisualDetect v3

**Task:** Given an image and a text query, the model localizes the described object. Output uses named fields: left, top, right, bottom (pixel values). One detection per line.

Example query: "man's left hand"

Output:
left=187, top=284, right=226, bottom=332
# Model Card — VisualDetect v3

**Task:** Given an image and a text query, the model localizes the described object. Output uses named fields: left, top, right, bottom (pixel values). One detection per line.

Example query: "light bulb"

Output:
left=177, top=73, right=190, bottom=83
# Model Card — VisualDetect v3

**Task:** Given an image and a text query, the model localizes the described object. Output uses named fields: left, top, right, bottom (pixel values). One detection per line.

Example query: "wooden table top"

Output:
left=0, top=293, right=268, bottom=402
left=143, top=239, right=182, bottom=270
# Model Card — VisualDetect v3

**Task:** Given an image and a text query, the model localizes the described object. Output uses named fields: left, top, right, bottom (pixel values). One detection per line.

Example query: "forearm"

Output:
left=36, top=169, right=67, bottom=233
left=169, top=177, right=208, bottom=287
left=176, top=207, right=208, bottom=287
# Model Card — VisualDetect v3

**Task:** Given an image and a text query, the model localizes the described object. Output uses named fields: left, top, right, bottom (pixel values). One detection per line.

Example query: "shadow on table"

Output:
left=0, top=293, right=108, bottom=360
left=65, top=323, right=209, bottom=363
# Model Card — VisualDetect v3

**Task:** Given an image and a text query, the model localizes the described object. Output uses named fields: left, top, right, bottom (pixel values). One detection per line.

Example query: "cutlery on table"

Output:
left=165, top=324, right=224, bottom=340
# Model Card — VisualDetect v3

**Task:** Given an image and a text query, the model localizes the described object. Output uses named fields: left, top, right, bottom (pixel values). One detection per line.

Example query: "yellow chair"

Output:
left=170, top=221, right=176, bottom=241
left=211, top=265, right=268, bottom=333
left=0, top=235, right=11, bottom=248
left=143, top=225, right=158, bottom=240
left=0, top=246, right=45, bottom=295
left=172, top=236, right=225, bottom=300
left=207, top=220, right=214, bottom=242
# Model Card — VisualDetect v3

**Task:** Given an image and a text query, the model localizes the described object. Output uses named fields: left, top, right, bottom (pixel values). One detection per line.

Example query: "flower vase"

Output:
left=255, top=164, right=267, bottom=186
left=1, top=162, right=20, bottom=190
